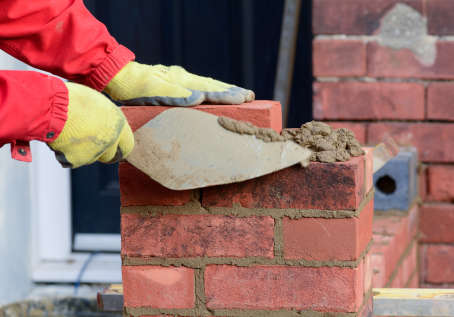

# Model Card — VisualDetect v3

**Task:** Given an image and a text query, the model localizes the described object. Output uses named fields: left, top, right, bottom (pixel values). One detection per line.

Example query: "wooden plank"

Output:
left=97, top=284, right=123, bottom=312
left=374, top=288, right=454, bottom=316
left=273, top=0, right=302, bottom=128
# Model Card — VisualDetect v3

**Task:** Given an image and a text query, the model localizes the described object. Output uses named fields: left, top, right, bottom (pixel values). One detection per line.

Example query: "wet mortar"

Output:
left=218, top=117, right=364, bottom=163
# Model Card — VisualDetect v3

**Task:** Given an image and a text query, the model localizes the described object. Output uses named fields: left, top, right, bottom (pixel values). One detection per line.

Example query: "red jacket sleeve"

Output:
left=0, top=71, right=68, bottom=161
left=0, top=0, right=136, bottom=162
left=0, top=0, right=135, bottom=91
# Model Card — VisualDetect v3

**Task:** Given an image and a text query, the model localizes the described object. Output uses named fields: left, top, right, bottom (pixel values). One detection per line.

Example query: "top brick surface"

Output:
left=121, top=100, right=282, bottom=132
left=312, top=0, right=423, bottom=35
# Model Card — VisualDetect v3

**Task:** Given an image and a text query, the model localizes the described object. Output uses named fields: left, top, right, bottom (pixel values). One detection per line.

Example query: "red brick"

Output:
left=408, top=274, right=419, bottom=288
left=368, top=123, right=454, bottom=163
left=420, top=203, right=454, bottom=242
left=313, top=40, right=366, bottom=77
left=371, top=252, right=387, bottom=288
left=312, top=0, right=423, bottom=35
left=427, top=83, right=454, bottom=120
left=122, top=266, right=194, bottom=308
left=204, top=264, right=364, bottom=312
left=359, top=295, right=373, bottom=317
left=423, top=245, right=454, bottom=283
left=119, top=162, right=193, bottom=207
left=427, top=0, right=454, bottom=35
left=371, top=205, right=418, bottom=284
left=390, top=242, right=417, bottom=288
left=368, top=41, right=454, bottom=79
left=283, top=198, right=373, bottom=261
left=121, top=100, right=282, bottom=132
left=427, top=165, right=454, bottom=201
left=121, top=214, right=274, bottom=258
left=313, top=82, right=424, bottom=120
left=202, top=155, right=370, bottom=211
left=326, top=122, right=367, bottom=144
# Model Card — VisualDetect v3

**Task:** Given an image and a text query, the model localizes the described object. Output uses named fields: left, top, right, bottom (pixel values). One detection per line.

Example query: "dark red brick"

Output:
left=121, top=100, right=282, bottom=132
left=420, top=203, right=454, bottom=242
left=204, top=264, right=364, bottom=312
left=119, top=162, right=193, bottom=207
left=313, top=82, right=424, bottom=120
left=283, top=198, right=373, bottom=261
left=121, top=214, right=274, bottom=258
left=427, top=0, right=454, bottom=35
left=368, top=41, right=454, bottom=79
left=313, top=40, right=366, bottom=77
left=122, top=266, right=194, bottom=308
left=428, top=83, right=454, bottom=120
left=368, top=123, right=454, bottom=162
left=326, top=122, right=367, bottom=144
left=202, top=155, right=371, bottom=211
left=427, top=165, right=454, bottom=201
left=422, top=245, right=454, bottom=284
left=313, top=0, right=423, bottom=35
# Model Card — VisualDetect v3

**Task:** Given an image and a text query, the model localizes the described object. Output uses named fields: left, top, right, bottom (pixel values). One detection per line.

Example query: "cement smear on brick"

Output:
left=218, top=118, right=364, bottom=163
left=378, top=3, right=436, bottom=66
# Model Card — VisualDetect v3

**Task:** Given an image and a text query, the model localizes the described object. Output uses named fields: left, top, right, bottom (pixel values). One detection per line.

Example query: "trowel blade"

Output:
left=126, top=108, right=312, bottom=190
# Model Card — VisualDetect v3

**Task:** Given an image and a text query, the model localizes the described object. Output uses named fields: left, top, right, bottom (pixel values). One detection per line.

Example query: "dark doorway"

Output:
left=72, top=0, right=313, bottom=247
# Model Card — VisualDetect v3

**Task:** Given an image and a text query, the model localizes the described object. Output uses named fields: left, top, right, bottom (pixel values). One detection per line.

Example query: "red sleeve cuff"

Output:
left=81, top=44, right=135, bottom=92
left=45, top=78, right=69, bottom=142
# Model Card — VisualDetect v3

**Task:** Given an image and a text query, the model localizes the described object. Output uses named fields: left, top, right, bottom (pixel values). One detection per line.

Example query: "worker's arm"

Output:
left=0, top=0, right=254, bottom=106
left=0, top=0, right=134, bottom=91
left=0, top=71, right=133, bottom=166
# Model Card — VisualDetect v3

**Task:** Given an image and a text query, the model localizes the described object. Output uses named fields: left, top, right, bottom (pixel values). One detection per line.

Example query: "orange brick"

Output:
left=122, top=266, right=194, bottom=308
left=121, top=214, right=274, bottom=258
left=119, top=162, right=193, bottom=207
left=202, top=155, right=371, bottom=211
left=121, top=100, right=282, bottom=132
left=204, top=264, right=365, bottom=312
left=283, top=198, right=373, bottom=261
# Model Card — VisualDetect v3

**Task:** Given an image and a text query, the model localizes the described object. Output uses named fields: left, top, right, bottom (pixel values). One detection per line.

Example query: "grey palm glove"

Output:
left=103, top=61, right=255, bottom=106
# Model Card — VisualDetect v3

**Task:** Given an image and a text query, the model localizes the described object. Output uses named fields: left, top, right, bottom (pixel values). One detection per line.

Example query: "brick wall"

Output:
left=313, top=0, right=454, bottom=287
left=119, top=102, right=374, bottom=316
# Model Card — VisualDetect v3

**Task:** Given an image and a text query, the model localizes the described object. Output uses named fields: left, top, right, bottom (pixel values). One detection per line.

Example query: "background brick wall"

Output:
left=312, top=0, right=454, bottom=287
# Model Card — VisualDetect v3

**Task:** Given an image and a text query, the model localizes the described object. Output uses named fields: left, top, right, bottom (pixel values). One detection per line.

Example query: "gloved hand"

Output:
left=48, top=82, right=134, bottom=168
left=103, top=62, right=255, bottom=106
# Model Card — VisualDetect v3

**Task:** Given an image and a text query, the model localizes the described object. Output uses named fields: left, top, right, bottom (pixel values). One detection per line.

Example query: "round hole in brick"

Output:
left=375, top=175, right=396, bottom=195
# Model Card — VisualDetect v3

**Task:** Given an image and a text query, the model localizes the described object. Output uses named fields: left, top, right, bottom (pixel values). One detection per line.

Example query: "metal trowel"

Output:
left=126, top=108, right=312, bottom=190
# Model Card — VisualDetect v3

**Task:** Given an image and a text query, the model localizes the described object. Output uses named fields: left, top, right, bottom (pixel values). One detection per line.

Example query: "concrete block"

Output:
left=373, top=147, right=418, bottom=211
